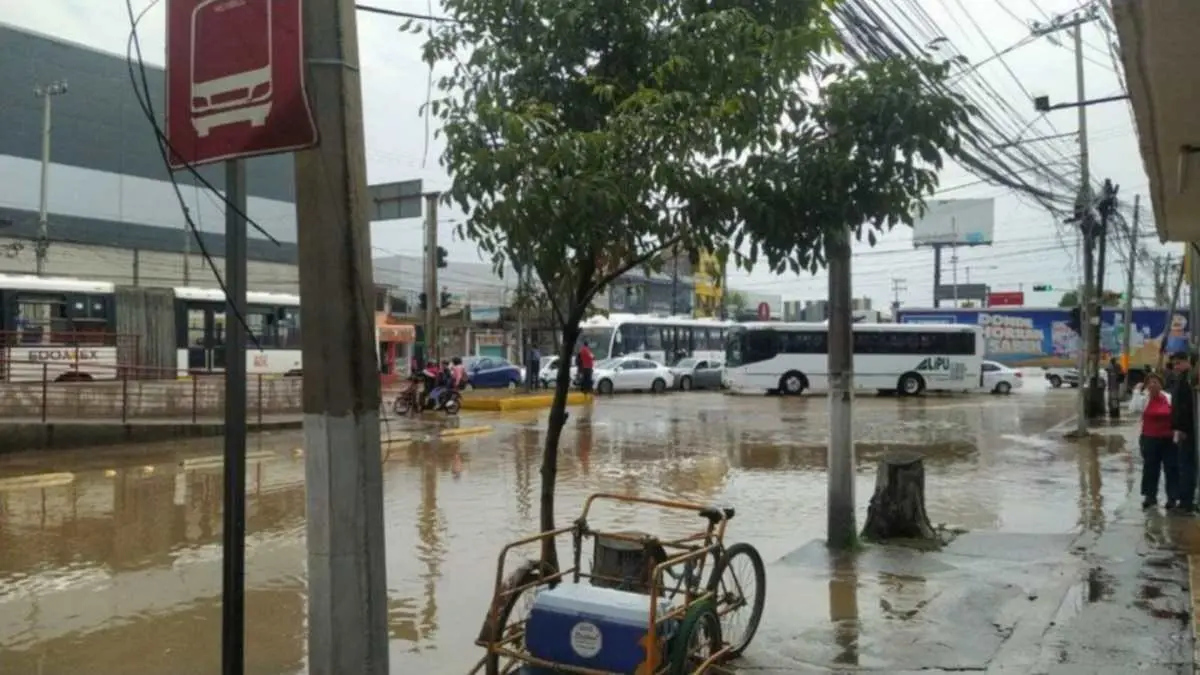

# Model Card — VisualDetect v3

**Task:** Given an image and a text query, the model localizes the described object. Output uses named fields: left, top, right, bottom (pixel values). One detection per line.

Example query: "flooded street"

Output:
left=0, top=382, right=1140, bottom=674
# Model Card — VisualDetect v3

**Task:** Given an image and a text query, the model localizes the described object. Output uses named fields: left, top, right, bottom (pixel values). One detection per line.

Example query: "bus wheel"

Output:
left=897, top=372, right=925, bottom=396
left=779, top=371, right=806, bottom=396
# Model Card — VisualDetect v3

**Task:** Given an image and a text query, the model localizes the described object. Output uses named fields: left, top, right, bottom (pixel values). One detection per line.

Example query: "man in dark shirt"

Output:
left=1170, top=352, right=1196, bottom=512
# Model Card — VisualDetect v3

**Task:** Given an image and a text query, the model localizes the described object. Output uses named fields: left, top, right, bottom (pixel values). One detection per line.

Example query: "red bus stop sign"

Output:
left=757, top=302, right=770, bottom=320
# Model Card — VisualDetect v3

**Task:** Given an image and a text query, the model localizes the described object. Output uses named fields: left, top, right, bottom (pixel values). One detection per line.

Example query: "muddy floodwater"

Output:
left=0, top=384, right=1135, bottom=674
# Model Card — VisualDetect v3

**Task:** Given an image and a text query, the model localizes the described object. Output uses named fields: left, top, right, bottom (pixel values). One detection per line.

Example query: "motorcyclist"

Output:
left=421, top=360, right=441, bottom=409
left=429, top=360, right=453, bottom=409
left=450, top=356, right=467, bottom=392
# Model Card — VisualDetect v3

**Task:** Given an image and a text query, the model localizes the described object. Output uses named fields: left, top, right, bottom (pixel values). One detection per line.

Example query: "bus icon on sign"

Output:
left=189, top=0, right=273, bottom=138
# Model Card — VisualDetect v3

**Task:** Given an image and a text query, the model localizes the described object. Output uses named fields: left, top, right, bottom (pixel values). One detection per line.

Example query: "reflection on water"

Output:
left=0, top=392, right=1133, bottom=674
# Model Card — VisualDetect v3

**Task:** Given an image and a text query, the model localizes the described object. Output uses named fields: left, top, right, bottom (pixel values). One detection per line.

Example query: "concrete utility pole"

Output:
left=1157, top=259, right=1185, bottom=373
left=424, top=193, right=440, bottom=361
left=294, top=0, right=390, bottom=672
left=1120, top=195, right=1139, bottom=397
left=890, top=277, right=906, bottom=315
left=826, top=225, right=856, bottom=549
left=1031, top=8, right=1097, bottom=435
left=33, top=80, right=67, bottom=276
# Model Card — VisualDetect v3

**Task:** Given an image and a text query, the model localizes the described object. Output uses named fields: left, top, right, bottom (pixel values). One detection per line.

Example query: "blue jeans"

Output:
left=429, top=386, right=447, bottom=407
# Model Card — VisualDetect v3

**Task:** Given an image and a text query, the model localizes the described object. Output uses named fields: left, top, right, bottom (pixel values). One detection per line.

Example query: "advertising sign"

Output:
left=896, top=307, right=1189, bottom=368
left=912, top=198, right=995, bottom=247
left=987, top=291, right=1024, bottom=307
left=165, top=0, right=318, bottom=168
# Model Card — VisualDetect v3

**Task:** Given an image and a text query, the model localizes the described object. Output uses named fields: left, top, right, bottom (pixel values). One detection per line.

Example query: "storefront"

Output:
left=376, top=314, right=415, bottom=385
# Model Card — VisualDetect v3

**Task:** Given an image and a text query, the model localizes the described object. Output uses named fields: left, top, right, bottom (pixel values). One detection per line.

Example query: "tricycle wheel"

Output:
left=707, top=542, right=765, bottom=659
left=669, top=598, right=722, bottom=675
left=480, top=559, right=557, bottom=675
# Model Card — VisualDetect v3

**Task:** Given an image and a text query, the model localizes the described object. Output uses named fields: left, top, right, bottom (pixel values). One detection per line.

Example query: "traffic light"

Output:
left=436, top=246, right=448, bottom=269
left=418, top=292, right=428, bottom=311
left=1068, top=306, right=1082, bottom=334
left=440, top=290, right=452, bottom=309
left=1032, top=284, right=1053, bottom=292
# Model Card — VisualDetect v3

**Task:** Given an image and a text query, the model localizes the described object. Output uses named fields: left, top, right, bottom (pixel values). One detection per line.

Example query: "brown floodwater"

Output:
left=0, top=387, right=1134, bottom=674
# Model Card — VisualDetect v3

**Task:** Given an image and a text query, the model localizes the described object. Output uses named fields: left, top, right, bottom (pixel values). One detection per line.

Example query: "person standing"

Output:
left=1105, top=357, right=1124, bottom=418
left=526, top=342, right=541, bottom=390
left=1130, top=373, right=1175, bottom=508
left=578, top=340, right=595, bottom=394
left=1170, top=352, right=1196, bottom=512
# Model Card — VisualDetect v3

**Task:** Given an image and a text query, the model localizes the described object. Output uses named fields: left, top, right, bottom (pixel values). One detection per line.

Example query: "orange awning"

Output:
left=377, top=323, right=415, bottom=343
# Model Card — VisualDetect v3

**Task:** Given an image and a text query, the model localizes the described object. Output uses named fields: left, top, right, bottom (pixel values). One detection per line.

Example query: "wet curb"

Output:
left=1190, top=554, right=1200, bottom=666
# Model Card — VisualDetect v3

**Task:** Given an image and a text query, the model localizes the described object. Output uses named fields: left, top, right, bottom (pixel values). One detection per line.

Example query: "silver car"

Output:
left=670, top=358, right=724, bottom=391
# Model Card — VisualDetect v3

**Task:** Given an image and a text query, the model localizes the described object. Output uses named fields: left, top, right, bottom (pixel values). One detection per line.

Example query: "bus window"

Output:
left=278, top=308, right=302, bottom=348
left=784, top=331, right=826, bottom=354
left=743, top=329, right=780, bottom=365
left=16, top=294, right=67, bottom=345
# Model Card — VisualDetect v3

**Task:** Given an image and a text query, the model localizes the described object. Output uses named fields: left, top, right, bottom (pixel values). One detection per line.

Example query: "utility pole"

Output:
left=1120, top=195, right=1139, bottom=396
left=294, top=0, right=390, bottom=672
left=931, top=245, right=943, bottom=308
left=1157, top=259, right=1186, bottom=373
left=890, top=277, right=906, bottom=315
left=1031, top=7, right=1097, bottom=435
left=33, top=80, right=67, bottom=276
left=671, top=251, right=680, bottom=316
left=424, top=193, right=440, bottom=361
left=826, top=225, right=855, bottom=549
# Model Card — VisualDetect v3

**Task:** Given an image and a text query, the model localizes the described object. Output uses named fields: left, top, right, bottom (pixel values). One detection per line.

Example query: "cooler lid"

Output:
left=532, top=583, right=673, bottom=626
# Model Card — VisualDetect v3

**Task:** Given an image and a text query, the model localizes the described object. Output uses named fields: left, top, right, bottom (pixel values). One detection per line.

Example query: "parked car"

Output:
left=1043, top=367, right=1080, bottom=388
left=538, top=356, right=577, bottom=388
left=591, top=356, right=673, bottom=395
left=670, top=358, right=724, bottom=391
left=463, top=356, right=523, bottom=389
left=982, top=360, right=1023, bottom=394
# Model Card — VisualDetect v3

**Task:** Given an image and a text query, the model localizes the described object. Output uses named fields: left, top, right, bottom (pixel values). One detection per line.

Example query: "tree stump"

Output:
left=860, top=453, right=938, bottom=542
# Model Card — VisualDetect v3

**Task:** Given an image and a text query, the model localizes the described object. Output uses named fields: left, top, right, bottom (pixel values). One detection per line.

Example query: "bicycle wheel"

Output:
left=444, top=392, right=461, bottom=415
left=481, top=560, right=555, bottom=675
left=668, top=599, right=722, bottom=675
left=706, top=542, right=765, bottom=659
left=393, top=394, right=411, bottom=416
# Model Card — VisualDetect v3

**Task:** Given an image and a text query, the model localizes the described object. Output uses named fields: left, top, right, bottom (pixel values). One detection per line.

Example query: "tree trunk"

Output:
left=860, top=453, right=937, bottom=542
left=539, top=321, right=581, bottom=569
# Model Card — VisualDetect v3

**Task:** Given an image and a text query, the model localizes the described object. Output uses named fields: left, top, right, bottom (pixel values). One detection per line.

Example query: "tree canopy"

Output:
left=1058, top=290, right=1122, bottom=307
left=420, top=0, right=975, bottom=566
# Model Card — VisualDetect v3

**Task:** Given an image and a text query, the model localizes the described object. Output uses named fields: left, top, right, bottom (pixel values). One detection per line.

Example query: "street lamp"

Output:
left=33, top=80, right=68, bottom=276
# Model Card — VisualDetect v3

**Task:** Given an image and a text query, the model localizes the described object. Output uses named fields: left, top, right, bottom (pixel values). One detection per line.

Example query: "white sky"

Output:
left=0, top=0, right=1169, bottom=309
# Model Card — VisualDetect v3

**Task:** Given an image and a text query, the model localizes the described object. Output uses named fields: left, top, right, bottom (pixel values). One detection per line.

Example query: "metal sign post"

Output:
left=220, top=159, right=248, bottom=675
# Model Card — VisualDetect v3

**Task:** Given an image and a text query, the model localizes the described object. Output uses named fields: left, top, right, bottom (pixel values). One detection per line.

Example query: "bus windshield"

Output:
left=578, top=327, right=614, bottom=360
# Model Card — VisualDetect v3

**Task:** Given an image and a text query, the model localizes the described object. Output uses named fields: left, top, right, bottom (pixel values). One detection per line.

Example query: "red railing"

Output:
left=0, top=363, right=303, bottom=424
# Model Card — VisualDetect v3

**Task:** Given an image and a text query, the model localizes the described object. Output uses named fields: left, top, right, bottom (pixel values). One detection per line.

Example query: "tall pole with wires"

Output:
left=294, top=0, right=390, bottom=672
left=1120, top=195, right=1139, bottom=395
left=33, top=80, right=67, bottom=276
left=1031, top=8, right=1097, bottom=434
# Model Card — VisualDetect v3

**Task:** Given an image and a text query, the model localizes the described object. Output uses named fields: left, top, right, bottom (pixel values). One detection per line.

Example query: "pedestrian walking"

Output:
left=526, top=342, right=541, bottom=390
left=577, top=340, right=595, bottom=394
left=1169, top=352, right=1197, bottom=512
left=1129, top=373, right=1176, bottom=509
left=1106, top=357, right=1124, bottom=418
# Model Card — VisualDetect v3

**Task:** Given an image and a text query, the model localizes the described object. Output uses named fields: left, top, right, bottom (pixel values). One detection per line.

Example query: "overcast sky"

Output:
left=0, top=0, right=1167, bottom=309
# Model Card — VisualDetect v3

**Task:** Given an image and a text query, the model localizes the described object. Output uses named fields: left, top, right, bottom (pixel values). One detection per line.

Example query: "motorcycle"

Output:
left=392, top=382, right=461, bottom=416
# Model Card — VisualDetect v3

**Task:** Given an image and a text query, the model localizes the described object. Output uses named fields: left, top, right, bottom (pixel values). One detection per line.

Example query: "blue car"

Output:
left=464, top=356, right=523, bottom=389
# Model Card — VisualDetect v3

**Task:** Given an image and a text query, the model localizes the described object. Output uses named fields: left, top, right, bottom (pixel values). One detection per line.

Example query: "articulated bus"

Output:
left=722, top=321, right=984, bottom=395
left=0, top=274, right=401, bottom=381
left=577, top=314, right=733, bottom=366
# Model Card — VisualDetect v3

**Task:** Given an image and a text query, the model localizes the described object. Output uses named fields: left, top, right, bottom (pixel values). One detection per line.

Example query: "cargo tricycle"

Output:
left=470, top=493, right=766, bottom=674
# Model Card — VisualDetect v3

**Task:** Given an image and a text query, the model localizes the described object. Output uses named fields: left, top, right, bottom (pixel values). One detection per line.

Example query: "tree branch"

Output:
left=591, top=234, right=685, bottom=298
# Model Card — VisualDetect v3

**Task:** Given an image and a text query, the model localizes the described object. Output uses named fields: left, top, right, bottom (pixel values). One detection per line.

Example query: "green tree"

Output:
left=1058, top=290, right=1122, bottom=307
left=422, top=0, right=972, bottom=561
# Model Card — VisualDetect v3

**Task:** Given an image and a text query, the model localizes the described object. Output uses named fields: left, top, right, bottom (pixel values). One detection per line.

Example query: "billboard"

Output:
left=165, top=0, right=318, bottom=168
left=896, top=307, right=1189, bottom=368
left=912, top=198, right=995, bottom=247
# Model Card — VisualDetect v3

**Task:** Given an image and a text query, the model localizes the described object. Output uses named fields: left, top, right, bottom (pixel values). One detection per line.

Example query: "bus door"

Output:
left=185, top=302, right=227, bottom=373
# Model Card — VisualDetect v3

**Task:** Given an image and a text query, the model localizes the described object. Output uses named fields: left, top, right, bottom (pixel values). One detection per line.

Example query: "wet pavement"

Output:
left=0, top=380, right=1193, bottom=674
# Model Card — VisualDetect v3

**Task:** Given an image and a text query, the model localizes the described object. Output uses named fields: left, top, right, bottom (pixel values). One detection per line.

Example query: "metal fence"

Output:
left=0, top=363, right=304, bottom=424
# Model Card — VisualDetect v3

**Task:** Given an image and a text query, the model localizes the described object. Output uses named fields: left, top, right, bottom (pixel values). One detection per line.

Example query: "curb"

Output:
left=1190, top=554, right=1200, bottom=667
left=459, top=392, right=591, bottom=412
left=436, top=425, right=493, bottom=439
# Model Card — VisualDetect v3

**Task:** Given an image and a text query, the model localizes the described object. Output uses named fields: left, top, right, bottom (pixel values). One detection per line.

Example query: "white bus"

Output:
left=0, top=273, right=400, bottom=382
left=577, top=314, right=733, bottom=365
left=722, top=321, right=984, bottom=395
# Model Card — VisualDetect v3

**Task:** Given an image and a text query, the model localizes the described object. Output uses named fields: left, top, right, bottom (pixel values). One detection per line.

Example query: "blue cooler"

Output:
left=525, top=583, right=675, bottom=673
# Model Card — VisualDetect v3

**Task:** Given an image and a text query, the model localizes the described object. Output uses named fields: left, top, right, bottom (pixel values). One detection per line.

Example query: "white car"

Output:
left=538, top=356, right=578, bottom=387
left=592, top=356, right=673, bottom=395
left=982, top=360, right=1023, bottom=394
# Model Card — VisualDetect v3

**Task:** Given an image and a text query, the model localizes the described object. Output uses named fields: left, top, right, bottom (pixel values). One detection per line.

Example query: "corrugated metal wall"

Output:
left=115, top=286, right=177, bottom=378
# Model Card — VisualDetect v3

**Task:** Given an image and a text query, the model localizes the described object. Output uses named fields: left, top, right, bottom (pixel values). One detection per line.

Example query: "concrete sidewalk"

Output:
left=736, top=443, right=1194, bottom=673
